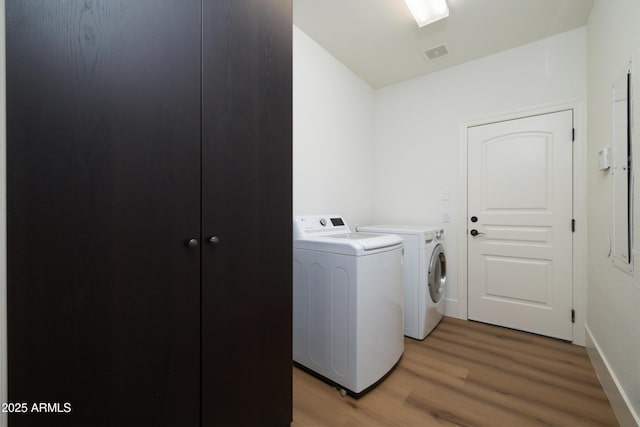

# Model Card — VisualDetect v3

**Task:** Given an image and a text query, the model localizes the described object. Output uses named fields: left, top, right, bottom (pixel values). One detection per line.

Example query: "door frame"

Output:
left=457, top=100, right=588, bottom=345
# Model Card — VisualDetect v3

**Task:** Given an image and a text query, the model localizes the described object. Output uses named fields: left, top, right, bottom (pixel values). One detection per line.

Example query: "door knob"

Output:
left=470, top=216, right=478, bottom=223
left=186, top=238, right=199, bottom=247
left=209, top=236, right=220, bottom=246
left=470, top=229, right=485, bottom=237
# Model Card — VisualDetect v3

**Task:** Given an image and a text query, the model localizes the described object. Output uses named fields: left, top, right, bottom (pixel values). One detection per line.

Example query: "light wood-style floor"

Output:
left=292, top=317, right=618, bottom=426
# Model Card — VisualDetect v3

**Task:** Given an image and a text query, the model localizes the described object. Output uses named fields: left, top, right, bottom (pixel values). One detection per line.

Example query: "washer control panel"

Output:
left=293, top=215, right=350, bottom=239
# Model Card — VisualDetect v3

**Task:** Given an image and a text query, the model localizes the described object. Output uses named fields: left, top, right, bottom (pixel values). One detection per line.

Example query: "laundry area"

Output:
left=1, top=0, right=640, bottom=426
left=292, top=0, right=640, bottom=425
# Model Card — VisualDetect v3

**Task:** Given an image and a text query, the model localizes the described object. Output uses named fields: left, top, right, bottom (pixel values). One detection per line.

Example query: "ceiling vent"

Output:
left=423, top=44, right=449, bottom=60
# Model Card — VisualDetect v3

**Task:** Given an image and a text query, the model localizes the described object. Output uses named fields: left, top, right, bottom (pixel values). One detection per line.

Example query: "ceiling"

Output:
left=293, top=0, right=595, bottom=89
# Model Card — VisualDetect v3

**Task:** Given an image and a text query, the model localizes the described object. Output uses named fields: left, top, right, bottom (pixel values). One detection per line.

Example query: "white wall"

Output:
left=586, top=0, right=640, bottom=423
left=373, top=28, right=587, bottom=318
left=293, top=25, right=375, bottom=227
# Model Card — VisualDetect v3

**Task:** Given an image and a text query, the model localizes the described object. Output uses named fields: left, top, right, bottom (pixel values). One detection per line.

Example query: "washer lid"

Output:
left=293, top=232, right=403, bottom=256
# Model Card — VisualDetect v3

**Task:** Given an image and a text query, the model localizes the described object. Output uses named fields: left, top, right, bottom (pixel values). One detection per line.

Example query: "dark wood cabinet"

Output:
left=5, top=1, right=292, bottom=426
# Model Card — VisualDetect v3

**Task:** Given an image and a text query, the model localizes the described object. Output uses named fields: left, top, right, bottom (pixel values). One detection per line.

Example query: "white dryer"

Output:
left=293, top=215, right=404, bottom=396
left=357, top=225, right=446, bottom=340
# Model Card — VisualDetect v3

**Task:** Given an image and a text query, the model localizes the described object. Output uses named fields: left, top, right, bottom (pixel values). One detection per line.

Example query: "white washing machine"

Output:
left=357, top=225, right=446, bottom=340
left=293, top=215, right=404, bottom=396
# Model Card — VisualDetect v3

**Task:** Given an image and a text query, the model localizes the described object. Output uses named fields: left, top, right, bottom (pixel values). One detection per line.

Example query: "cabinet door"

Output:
left=6, top=2, right=201, bottom=426
left=201, top=1, right=292, bottom=426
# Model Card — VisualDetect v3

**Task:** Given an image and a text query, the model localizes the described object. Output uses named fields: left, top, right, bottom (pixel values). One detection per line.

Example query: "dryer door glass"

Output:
left=428, top=244, right=446, bottom=303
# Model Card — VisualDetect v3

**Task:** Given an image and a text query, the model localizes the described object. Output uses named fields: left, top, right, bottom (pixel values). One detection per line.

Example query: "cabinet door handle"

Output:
left=186, top=238, right=199, bottom=248
left=209, top=236, right=220, bottom=246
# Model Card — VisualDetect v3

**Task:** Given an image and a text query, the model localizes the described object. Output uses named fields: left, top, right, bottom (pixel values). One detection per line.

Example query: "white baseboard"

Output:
left=443, top=297, right=459, bottom=318
left=585, top=325, right=640, bottom=427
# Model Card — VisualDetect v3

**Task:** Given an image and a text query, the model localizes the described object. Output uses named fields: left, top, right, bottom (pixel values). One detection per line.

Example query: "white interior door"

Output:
left=467, top=110, right=573, bottom=341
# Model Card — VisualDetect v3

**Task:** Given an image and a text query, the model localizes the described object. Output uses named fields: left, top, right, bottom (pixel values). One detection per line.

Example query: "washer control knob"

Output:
left=319, top=218, right=327, bottom=226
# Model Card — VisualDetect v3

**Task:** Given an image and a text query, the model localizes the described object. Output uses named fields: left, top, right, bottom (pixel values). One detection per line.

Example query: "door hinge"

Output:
left=572, top=128, right=575, bottom=141
left=571, top=219, right=575, bottom=232
left=571, top=309, right=575, bottom=323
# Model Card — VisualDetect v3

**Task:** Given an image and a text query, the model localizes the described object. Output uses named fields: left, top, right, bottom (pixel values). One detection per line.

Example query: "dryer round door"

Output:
left=428, top=244, right=446, bottom=303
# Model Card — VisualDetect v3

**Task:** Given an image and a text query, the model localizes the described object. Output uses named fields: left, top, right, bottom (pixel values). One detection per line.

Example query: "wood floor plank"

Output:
left=436, top=320, right=595, bottom=370
left=292, top=317, right=619, bottom=426
left=423, top=334, right=605, bottom=398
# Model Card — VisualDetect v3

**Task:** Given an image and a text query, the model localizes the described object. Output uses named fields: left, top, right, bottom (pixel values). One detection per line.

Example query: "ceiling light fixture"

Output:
left=404, top=0, right=449, bottom=27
